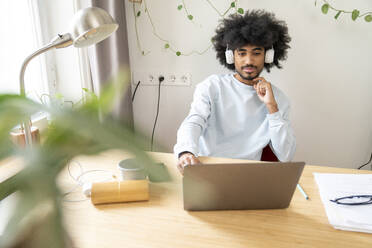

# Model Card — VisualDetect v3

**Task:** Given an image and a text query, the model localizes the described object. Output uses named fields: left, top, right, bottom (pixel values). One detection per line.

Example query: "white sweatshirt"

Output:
left=174, top=74, right=296, bottom=161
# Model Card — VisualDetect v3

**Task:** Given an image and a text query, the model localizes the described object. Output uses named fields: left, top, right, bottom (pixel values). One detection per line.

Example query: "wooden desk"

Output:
left=56, top=150, right=372, bottom=248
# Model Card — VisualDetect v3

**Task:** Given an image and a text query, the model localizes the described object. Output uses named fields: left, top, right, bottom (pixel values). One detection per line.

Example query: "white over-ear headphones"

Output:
left=225, top=45, right=234, bottom=64
left=225, top=45, right=275, bottom=64
left=265, top=47, right=275, bottom=64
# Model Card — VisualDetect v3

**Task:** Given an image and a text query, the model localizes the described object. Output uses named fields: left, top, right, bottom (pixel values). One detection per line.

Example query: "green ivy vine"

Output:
left=316, top=0, right=372, bottom=22
left=132, top=0, right=372, bottom=57
left=132, top=0, right=243, bottom=56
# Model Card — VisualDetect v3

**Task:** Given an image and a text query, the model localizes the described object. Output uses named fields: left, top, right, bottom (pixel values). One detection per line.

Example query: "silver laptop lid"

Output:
left=183, top=162, right=305, bottom=211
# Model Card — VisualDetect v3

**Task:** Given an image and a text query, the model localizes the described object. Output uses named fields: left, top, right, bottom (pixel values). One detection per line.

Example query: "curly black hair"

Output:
left=212, top=10, right=291, bottom=72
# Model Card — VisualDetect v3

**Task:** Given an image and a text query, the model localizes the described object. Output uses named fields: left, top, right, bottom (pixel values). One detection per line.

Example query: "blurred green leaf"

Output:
left=0, top=68, right=172, bottom=247
left=1, top=180, right=66, bottom=248
left=188, top=15, right=193, bottom=20
left=334, top=11, right=342, bottom=19
left=364, top=14, right=372, bottom=22
left=92, top=68, right=130, bottom=115
left=82, top=87, right=98, bottom=102
left=352, top=9, right=359, bottom=21
left=321, top=4, right=329, bottom=14
left=54, top=93, right=64, bottom=100
left=177, top=5, right=183, bottom=10
left=164, top=43, right=170, bottom=49
left=238, top=8, right=244, bottom=14
left=176, top=51, right=181, bottom=56
left=137, top=11, right=141, bottom=17
left=0, top=95, right=38, bottom=159
left=231, top=2, right=236, bottom=8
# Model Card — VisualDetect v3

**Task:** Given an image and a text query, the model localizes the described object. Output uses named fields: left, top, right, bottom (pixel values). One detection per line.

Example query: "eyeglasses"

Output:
left=330, top=195, right=372, bottom=206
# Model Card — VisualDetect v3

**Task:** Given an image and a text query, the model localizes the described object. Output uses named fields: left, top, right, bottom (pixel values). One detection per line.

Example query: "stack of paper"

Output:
left=313, top=173, right=372, bottom=233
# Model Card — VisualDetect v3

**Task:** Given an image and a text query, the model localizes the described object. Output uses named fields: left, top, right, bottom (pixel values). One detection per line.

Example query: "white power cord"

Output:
left=62, top=160, right=116, bottom=202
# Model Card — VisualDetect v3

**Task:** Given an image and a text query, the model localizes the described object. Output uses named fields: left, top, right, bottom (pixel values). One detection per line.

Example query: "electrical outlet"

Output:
left=132, top=71, right=191, bottom=86
left=147, top=74, right=155, bottom=84
left=168, top=74, right=176, bottom=83
left=132, top=71, right=159, bottom=85
left=179, top=74, right=191, bottom=84
left=178, top=73, right=192, bottom=86
left=163, top=72, right=191, bottom=86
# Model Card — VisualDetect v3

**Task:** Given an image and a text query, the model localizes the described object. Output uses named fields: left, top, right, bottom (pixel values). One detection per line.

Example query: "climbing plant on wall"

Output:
left=131, top=0, right=372, bottom=57
left=316, top=0, right=372, bottom=22
left=132, top=0, right=243, bottom=56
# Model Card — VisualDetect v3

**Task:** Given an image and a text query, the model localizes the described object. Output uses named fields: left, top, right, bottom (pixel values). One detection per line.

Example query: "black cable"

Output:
left=132, top=81, right=141, bottom=102
left=150, top=76, right=164, bottom=151
left=358, top=152, right=372, bottom=170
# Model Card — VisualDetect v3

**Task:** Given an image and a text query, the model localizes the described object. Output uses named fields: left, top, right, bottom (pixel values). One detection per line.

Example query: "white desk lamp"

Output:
left=19, top=7, right=118, bottom=146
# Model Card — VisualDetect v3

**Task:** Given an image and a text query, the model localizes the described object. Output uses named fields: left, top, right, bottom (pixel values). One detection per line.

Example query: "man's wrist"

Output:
left=266, top=103, right=279, bottom=114
left=178, top=151, right=194, bottom=159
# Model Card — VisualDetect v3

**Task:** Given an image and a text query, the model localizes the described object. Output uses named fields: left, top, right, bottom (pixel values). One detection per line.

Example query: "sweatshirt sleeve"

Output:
left=173, top=82, right=212, bottom=158
left=267, top=102, right=296, bottom=162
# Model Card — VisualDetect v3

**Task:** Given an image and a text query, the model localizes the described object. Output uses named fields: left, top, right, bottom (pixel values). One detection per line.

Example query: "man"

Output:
left=174, top=10, right=296, bottom=174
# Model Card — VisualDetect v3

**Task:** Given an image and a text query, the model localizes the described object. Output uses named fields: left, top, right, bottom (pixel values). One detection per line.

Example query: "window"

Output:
left=0, top=0, right=50, bottom=102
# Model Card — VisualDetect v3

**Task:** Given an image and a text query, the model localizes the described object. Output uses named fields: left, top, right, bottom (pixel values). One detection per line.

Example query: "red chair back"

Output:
left=261, top=144, right=279, bottom=162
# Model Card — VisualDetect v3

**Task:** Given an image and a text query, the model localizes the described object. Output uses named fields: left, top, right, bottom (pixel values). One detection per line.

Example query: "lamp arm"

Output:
left=19, top=33, right=72, bottom=146
left=19, top=33, right=72, bottom=96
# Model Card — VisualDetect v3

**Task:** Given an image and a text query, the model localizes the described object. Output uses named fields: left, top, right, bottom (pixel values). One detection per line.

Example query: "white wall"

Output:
left=125, top=0, right=372, bottom=169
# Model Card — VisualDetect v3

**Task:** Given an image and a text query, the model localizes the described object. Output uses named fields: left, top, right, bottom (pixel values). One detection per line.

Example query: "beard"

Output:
left=236, top=65, right=263, bottom=81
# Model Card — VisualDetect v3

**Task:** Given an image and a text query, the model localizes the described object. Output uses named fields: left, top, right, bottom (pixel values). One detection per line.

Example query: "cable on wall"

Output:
left=132, top=80, right=141, bottom=102
left=358, top=152, right=372, bottom=170
left=150, top=75, right=164, bottom=151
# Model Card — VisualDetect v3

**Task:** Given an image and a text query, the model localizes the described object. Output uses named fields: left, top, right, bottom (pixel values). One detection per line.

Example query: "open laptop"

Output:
left=183, top=162, right=305, bottom=211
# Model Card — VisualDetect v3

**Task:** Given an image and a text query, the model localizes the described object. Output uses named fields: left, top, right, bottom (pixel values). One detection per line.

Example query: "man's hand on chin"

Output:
left=253, top=77, right=279, bottom=114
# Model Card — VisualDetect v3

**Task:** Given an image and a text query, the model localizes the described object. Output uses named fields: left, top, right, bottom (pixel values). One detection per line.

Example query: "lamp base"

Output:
left=10, top=127, right=40, bottom=147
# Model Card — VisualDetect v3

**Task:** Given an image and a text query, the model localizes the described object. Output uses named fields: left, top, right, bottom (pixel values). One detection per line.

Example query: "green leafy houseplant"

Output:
left=0, top=71, right=166, bottom=248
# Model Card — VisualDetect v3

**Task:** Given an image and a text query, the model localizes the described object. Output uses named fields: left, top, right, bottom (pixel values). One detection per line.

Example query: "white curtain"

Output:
left=0, top=0, right=48, bottom=102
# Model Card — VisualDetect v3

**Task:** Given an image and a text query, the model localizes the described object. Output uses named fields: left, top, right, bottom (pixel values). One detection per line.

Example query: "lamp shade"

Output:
left=70, top=7, right=119, bottom=48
